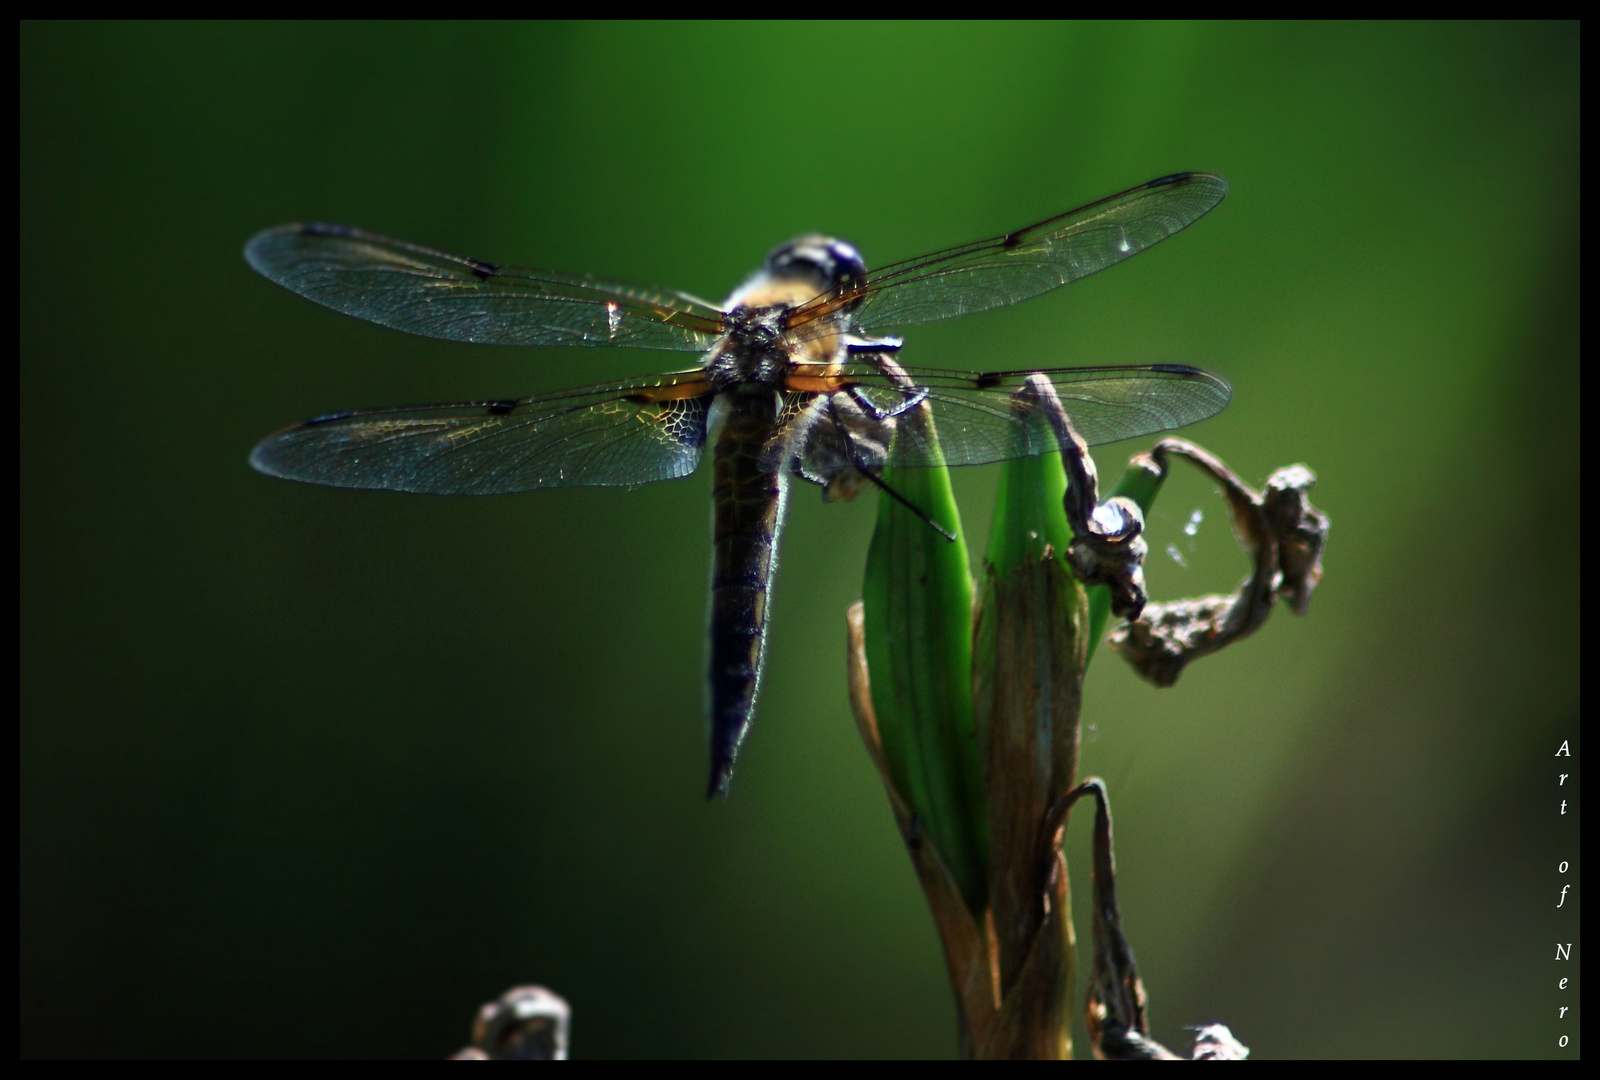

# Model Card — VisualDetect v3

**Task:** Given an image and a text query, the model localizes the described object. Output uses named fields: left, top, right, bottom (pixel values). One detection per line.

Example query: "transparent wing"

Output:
left=789, top=173, right=1227, bottom=334
left=821, top=363, right=1232, bottom=469
left=249, top=373, right=714, bottom=494
left=245, top=224, right=725, bottom=351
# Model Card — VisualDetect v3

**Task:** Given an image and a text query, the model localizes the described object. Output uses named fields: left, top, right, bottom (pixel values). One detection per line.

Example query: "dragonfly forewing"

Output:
left=245, top=224, right=725, bottom=351
left=790, top=172, right=1228, bottom=334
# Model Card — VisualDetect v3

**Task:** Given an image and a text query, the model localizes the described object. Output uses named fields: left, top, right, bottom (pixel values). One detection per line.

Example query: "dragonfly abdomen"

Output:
left=706, top=389, right=787, bottom=798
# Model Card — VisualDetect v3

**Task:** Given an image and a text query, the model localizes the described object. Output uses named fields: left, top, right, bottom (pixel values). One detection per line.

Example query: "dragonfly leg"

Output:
left=845, top=381, right=929, bottom=421
left=823, top=395, right=955, bottom=542
left=843, top=333, right=904, bottom=355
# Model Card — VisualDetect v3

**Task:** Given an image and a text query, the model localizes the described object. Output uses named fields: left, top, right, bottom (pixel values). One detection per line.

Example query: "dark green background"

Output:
left=21, top=22, right=1579, bottom=1059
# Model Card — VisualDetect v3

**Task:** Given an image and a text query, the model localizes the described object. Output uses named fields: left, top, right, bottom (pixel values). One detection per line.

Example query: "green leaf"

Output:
left=861, top=428, right=988, bottom=916
left=974, top=420, right=1086, bottom=1051
left=985, top=446, right=1075, bottom=577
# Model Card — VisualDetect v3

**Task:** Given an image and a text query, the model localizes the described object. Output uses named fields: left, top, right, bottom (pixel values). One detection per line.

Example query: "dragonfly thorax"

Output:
left=705, top=304, right=805, bottom=392
left=709, top=234, right=868, bottom=395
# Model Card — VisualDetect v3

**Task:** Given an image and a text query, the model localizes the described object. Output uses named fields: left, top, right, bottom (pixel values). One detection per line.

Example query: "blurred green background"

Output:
left=21, top=22, right=1578, bottom=1059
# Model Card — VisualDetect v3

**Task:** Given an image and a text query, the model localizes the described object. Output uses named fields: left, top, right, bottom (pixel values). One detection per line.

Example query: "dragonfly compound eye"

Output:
left=764, top=234, right=867, bottom=293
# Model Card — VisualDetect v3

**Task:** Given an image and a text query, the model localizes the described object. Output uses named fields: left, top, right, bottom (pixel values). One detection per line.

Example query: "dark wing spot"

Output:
left=1146, top=172, right=1194, bottom=188
left=487, top=399, right=518, bottom=415
left=1148, top=363, right=1202, bottom=375
left=972, top=371, right=1003, bottom=389
left=468, top=259, right=500, bottom=279
left=1000, top=231, right=1024, bottom=250
left=300, top=222, right=356, bottom=237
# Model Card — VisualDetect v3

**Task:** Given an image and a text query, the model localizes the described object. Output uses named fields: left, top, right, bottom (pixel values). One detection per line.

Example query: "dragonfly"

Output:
left=246, top=171, right=1232, bottom=798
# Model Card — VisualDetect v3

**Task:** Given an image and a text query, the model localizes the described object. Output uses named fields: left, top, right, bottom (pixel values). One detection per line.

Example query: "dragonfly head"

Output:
left=763, top=234, right=867, bottom=308
left=723, top=234, right=867, bottom=319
